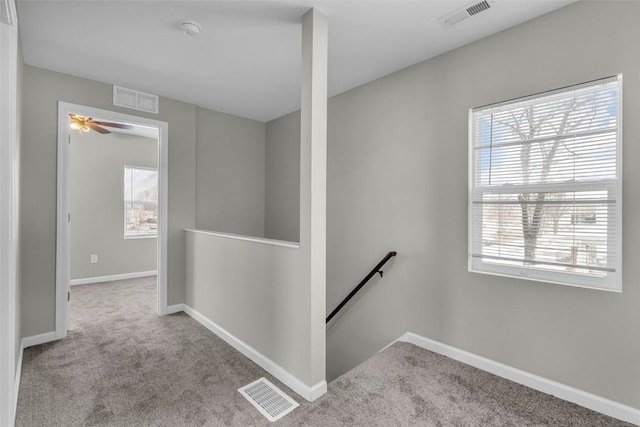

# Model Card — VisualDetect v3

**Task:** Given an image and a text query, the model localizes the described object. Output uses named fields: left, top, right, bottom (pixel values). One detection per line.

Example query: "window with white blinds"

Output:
left=469, top=75, right=622, bottom=291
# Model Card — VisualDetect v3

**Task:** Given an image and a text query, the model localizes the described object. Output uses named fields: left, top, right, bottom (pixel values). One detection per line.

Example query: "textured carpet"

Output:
left=288, top=342, right=632, bottom=426
left=16, top=278, right=282, bottom=427
left=16, top=277, right=631, bottom=426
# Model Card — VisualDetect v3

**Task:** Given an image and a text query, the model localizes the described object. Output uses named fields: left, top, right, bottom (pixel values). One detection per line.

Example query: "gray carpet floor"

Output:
left=16, top=277, right=631, bottom=426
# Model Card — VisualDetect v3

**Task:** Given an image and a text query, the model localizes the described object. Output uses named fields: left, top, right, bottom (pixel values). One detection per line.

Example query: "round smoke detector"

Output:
left=179, top=20, right=201, bottom=36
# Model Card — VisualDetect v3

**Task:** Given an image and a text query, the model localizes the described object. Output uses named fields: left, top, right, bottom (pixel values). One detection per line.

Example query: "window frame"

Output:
left=124, top=165, right=159, bottom=240
left=468, top=75, right=622, bottom=292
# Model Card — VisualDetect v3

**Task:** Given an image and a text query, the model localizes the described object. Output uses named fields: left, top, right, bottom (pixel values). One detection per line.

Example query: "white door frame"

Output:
left=56, top=102, right=169, bottom=339
left=0, top=0, right=18, bottom=424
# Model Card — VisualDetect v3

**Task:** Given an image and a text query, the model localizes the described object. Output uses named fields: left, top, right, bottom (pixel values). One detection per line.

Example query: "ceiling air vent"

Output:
left=439, top=0, right=494, bottom=27
left=113, top=85, right=159, bottom=114
left=467, top=0, right=491, bottom=16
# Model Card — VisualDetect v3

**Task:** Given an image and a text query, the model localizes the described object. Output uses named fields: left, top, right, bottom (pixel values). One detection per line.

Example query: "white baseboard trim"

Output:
left=309, top=380, right=328, bottom=401
left=21, top=332, right=57, bottom=348
left=401, top=332, right=640, bottom=426
left=182, top=304, right=325, bottom=402
left=163, top=304, right=184, bottom=315
left=70, top=270, right=157, bottom=286
left=378, top=336, right=403, bottom=353
left=13, top=343, right=23, bottom=421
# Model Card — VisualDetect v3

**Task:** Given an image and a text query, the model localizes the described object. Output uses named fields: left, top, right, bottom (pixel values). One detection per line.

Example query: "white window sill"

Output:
left=125, top=234, right=158, bottom=240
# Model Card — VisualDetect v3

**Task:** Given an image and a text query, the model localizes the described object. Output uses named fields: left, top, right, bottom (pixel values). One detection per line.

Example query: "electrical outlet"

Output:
left=90, top=254, right=98, bottom=264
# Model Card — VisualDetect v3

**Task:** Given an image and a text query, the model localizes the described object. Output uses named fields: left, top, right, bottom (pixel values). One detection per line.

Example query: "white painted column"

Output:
left=300, top=8, right=328, bottom=398
left=0, top=0, right=19, bottom=424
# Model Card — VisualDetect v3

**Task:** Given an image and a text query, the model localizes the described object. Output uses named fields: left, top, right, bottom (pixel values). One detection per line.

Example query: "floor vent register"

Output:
left=238, top=377, right=299, bottom=422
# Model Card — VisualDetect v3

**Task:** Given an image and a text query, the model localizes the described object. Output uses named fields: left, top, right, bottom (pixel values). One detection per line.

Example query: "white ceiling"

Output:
left=17, top=0, right=576, bottom=122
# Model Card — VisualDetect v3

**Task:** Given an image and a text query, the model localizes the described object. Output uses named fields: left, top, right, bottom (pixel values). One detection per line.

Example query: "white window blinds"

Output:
left=469, top=75, right=622, bottom=291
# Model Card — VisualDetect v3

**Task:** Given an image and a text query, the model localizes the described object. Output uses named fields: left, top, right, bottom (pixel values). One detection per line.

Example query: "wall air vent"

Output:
left=113, top=85, right=159, bottom=114
left=439, top=0, right=494, bottom=27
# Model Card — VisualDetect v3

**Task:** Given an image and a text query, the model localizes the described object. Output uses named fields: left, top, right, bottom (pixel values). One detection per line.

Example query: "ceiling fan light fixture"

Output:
left=179, top=20, right=201, bottom=37
left=69, top=114, right=128, bottom=134
left=69, top=116, right=90, bottom=133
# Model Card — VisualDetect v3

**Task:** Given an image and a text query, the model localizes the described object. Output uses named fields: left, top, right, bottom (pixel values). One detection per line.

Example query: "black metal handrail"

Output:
left=326, top=251, right=397, bottom=324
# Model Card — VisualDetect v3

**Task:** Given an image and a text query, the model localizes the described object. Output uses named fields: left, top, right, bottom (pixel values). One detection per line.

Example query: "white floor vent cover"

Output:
left=238, top=377, right=299, bottom=422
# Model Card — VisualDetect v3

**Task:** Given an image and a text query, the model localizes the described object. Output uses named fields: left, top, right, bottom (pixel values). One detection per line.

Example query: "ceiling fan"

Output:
left=69, top=114, right=134, bottom=134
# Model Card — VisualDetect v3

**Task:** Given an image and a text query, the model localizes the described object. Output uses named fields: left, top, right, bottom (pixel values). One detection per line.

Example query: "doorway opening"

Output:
left=56, top=102, right=169, bottom=338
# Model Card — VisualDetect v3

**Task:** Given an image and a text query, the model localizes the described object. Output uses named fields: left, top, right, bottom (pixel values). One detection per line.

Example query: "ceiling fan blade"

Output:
left=90, top=121, right=134, bottom=130
left=87, top=123, right=111, bottom=134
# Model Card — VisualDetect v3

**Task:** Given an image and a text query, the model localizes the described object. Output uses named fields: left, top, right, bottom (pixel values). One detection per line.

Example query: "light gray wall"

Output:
left=70, top=131, right=157, bottom=280
left=186, top=10, right=327, bottom=393
left=267, top=0, right=640, bottom=410
left=21, top=66, right=196, bottom=336
left=196, top=108, right=266, bottom=238
left=185, top=231, right=309, bottom=382
left=416, top=2, right=639, bottom=408
left=265, top=110, right=300, bottom=242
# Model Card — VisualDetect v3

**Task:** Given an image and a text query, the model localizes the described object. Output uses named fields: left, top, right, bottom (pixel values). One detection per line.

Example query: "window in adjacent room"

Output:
left=469, top=75, right=622, bottom=291
left=124, top=166, right=158, bottom=238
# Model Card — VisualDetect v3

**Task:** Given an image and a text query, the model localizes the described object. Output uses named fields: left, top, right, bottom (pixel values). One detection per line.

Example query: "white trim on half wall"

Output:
left=56, top=102, right=169, bottom=341
left=70, top=270, right=158, bottom=286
